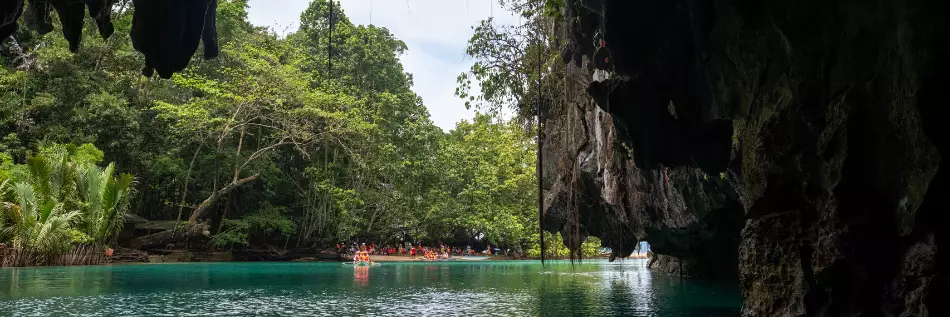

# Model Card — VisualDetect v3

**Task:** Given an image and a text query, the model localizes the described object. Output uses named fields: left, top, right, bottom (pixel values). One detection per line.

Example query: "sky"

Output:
left=246, top=0, right=519, bottom=131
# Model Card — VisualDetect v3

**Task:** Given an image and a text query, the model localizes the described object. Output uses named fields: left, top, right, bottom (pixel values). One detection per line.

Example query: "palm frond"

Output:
left=1, top=179, right=11, bottom=242
left=75, top=163, right=136, bottom=244
left=26, top=156, right=52, bottom=199
left=1, top=148, right=137, bottom=259
left=13, top=182, right=38, bottom=223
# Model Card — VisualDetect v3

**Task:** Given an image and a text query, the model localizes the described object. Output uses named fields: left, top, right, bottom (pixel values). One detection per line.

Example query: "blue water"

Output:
left=0, top=259, right=741, bottom=316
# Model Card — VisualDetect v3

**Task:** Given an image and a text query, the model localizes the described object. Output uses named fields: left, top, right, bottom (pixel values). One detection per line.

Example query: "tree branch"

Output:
left=176, top=139, right=206, bottom=221
left=239, top=137, right=291, bottom=171
left=187, top=174, right=259, bottom=223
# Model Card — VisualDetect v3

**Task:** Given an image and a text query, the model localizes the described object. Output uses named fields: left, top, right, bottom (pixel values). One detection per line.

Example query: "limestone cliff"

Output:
left=544, top=0, right=950, bottom=315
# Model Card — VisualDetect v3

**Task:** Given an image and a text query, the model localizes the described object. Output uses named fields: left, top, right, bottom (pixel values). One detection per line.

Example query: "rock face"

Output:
left=546, top=0, right=950, bottom=315
left=131, top=0, right=220, bottom=79
left=30, top=0, right=117, bottom=52
left=3, top=0, right=219, bottom=79
left=543, top=64, right=744, bottom=280
left=1, top=0, right=24, bottom=39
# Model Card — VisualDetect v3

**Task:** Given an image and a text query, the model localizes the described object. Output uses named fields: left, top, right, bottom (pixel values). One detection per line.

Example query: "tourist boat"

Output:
left=344, top=261, right=379, bottom=266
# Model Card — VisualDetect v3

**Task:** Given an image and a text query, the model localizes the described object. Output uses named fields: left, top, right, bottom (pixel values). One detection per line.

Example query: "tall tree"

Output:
left=2, top=0, right=553, bottom=255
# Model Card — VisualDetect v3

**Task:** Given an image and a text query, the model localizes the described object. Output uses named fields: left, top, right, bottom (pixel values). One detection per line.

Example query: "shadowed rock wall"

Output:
left=546, top=0, right=950, bottom=315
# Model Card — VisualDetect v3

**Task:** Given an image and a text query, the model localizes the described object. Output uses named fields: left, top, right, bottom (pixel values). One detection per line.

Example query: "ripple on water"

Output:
left=0, top=260, right=741, bottom=317
left=1, top=288, right=535, bottom=317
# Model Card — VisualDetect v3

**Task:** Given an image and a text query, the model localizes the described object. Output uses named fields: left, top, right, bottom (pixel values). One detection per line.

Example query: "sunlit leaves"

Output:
left=1, top=0, right=549, bottom=253
left=457, top=0, right=565, bottom=123
left=418, top=113, right=537, bottom=248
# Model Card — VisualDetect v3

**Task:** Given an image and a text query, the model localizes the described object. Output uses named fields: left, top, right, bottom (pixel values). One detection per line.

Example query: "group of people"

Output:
left=352, top=244, right=374, bottom=265
left=420, top=246, right=452, bottom=260
left=402, top=244, right=481, bottom=258
left=338, top=241, right=502, bottom=260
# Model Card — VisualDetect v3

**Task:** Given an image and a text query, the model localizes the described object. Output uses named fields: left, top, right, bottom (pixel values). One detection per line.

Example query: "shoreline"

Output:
left=362, top=253, right=649, bottom=262
left=3, top=251, right=651, bottom=268
left=1, top=257, right=654, bottom=269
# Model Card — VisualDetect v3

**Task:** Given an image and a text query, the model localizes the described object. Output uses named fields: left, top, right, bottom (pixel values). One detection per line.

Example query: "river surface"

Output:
left=0, top=259, right=740, bottom=316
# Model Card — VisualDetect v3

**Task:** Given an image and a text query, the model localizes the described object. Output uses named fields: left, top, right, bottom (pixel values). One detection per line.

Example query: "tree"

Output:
left=456, top=0, right=562, bottom=122
left=137, top=27, right=326, bottom=247
left=416, top=113, right=538, bottom=248
left=2, top=0, right=555, bottom=257
left=293, top=0, right=412, bottom=95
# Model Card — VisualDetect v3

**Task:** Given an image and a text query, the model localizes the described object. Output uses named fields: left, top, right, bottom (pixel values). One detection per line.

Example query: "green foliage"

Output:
left=417, top=114, right=538, bottom=248
left=67, top=229, right=94, bottom=245
left=76, top=162, right=135, bottom=244
left=37, top=142, right=105, bottom=166
left=213, top=219, right=249, bottom=247
left=5, top=181, right=80, bottom=256
left=2, top=168, right=81, bottom=258
left=457, top=0, right=564, bottom=121
left=213, top=206, right=295, bottom=248
left=526, top=232, right=602, bottom=259
left=0, top=152, right=15, bottom=181
left=456, top=19, right=529, bottom=112
left=0, top=143, right=134, bottom=259
left=543, top=0, right=566, bottom=18
left=1, top=0, right=587, bottom=257
left=244, top=206, right=296, bottom=239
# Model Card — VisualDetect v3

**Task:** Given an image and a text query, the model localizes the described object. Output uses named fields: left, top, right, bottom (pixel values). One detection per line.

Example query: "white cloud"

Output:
left=247, top=0, right=519, bottom=131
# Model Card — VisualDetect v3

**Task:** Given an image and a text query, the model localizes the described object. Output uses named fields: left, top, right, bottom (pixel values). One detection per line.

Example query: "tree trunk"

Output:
left=177, top=140, right=205, bottom=221
left=136, top=221, right=211, bottom=250
left=211, top=192, right=232, bottom=235
left=188, top=174, right=257, bottom=223
left=136, top=175, right=258, bottom=249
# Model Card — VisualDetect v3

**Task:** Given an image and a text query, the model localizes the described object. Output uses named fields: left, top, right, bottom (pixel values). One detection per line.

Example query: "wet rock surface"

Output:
left=547, top=0, right=950, bottom=315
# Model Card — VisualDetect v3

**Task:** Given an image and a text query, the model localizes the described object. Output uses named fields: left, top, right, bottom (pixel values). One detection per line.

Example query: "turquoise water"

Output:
left=0, top=259, right=740, bottom=316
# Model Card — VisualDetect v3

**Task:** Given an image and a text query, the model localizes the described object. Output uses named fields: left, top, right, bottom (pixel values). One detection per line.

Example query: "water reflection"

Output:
left=0, top=266, right=113, bottom=299
left=353, top=266, right=369, bottom=287
left=0, top=260, right=741, bottom=316
left=603, top=263, right=654, bottom=314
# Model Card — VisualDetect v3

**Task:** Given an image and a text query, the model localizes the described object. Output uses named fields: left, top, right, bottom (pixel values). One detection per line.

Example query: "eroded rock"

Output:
left=1, top=0, right=24, bottom=39
left=7, top=0, right=219, bottom=78
left=131, top=0, right=219, bottom=79
left=550, top=0, right=950, bottom=315
left=542, top=60, right=742, bottom=279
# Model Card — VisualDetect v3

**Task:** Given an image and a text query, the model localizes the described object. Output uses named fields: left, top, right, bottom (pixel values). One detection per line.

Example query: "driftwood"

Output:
left=107, top=247, right=150, bottom=263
